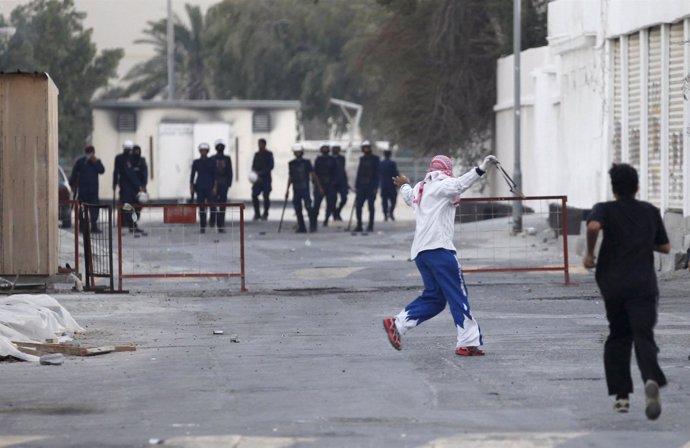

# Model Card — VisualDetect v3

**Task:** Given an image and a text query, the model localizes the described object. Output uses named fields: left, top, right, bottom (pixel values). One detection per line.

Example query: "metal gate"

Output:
left=81, top=203, right=115, bottom=292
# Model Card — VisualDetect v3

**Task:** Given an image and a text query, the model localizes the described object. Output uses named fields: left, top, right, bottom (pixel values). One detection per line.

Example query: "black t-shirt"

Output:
left=588, top=199, right=669, bottom=299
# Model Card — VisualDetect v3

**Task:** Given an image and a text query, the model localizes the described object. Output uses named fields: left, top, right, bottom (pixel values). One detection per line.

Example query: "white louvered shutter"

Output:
left=628, top=33, right=641, bottom=170
left=612, top=39, right=622, bottom=163
left=668, top=22, right=684, bottom=211
left=647, top=27, right=662, bottom=207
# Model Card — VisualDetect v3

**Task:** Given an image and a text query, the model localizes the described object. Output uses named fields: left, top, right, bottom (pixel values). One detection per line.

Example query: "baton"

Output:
left=278, top=190, right=289, bottom=233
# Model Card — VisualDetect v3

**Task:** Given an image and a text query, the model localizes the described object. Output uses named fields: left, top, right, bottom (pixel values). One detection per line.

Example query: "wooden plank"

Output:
left=12, top=341, right=136, bottom=357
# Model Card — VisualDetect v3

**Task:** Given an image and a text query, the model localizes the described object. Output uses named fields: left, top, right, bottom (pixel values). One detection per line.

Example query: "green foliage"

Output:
left=203, top=0, right=377, bottom=121
left=367, top=0, right=547, bottom=163
left=124, top=4, right=211, bottom=100
left=0, top=0, right=122, bottom=160
left=122, top=0, right=547, bottom=160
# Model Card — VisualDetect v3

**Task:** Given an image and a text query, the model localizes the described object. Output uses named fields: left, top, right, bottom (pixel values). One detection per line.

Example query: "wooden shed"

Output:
left=0, top=72, right=59, bottom=276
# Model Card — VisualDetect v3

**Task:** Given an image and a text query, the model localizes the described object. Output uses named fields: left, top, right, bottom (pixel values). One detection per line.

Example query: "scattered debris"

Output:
left=1, top=294, right=133, bottom=362
left=230, top=334, right=240, bottom=343
left=39, top=353, right=65, bottom=366
left=213, top=330, right=224, bottom=335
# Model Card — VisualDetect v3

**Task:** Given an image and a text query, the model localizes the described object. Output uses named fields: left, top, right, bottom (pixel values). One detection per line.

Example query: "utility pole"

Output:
left=512, top=0, right=523, bottom=234
left=167, top=0, right=175, bottom=100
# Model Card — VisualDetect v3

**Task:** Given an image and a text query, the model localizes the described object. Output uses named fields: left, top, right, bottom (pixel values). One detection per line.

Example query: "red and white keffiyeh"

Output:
left=414, top=155, right=460, bottom=206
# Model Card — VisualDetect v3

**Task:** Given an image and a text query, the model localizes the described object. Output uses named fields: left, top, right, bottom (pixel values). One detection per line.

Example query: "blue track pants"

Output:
left=395, top=248, right=483, bottom=348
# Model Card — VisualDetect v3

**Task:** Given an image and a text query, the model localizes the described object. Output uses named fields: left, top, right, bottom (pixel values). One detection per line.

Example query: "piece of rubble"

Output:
left=39, top=353, right=64, bottom=366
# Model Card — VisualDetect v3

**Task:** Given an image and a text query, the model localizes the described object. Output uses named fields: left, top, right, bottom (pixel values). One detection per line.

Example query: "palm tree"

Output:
left=124, top=4, right=211, bottom=100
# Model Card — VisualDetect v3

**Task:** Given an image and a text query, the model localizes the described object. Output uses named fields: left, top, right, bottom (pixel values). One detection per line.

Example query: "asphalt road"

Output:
left=3, top=216, right=690, bottom=448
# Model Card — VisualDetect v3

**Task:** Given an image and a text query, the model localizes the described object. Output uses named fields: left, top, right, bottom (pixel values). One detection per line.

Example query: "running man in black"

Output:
left=584, top=163, right=670, bottom=420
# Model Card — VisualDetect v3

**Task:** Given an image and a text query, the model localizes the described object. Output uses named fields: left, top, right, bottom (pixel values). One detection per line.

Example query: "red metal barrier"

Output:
left=116, top=203, right=246, bottom=291
left=456, top=195, right=571, bottom=285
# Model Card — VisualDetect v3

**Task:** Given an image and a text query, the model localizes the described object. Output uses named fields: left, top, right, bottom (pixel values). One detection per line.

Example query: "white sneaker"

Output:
left=613, top=398, right=630, bottom=413
left=644, top=380, right=661, bottom=420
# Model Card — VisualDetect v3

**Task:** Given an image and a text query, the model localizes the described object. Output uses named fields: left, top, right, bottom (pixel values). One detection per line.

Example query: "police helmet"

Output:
left=198, top=142, right=210, bottom=151
left=136, top=191, right=149, bottom=204
left=123, top=140, right=134, bottom=150
left=214, top=139, right=226, bottom=149
left=292, top=143, right=304, bottom=152
left=248, top=170, right=259, bottom=184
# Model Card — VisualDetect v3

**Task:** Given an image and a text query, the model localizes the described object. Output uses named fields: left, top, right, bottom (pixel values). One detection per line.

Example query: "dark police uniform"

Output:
left=121, top=152, right=148, bottom=231
left=312, top=153, right=337, bottom=226
left=333, top=151, right=348, bottom=220
left=289, top=158, right=315, bottom=233
left=112, top=149, right=130, bottom=201
left=190, top=156, right=215, bottom=229
left=354, top=153, right=380, bottom=231
left=70, top=155, right=105, bottom=231
left=251, top=149, right=275, bottom=219
left=379, top=157, right=400, bottom=220
left=210, top=153, right=233, bottom=230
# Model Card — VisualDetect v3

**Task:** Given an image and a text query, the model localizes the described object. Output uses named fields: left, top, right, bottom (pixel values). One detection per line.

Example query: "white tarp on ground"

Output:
left=0, top=294, right=84, bottom=362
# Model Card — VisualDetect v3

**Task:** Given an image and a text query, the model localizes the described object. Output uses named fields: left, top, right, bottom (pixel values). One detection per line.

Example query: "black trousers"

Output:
left=603, top=293, right=666, bottom=396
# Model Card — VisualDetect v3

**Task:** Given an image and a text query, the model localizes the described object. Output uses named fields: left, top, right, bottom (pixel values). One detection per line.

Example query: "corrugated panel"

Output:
left=668, top=22, right=684, bottom=210
left=612, top=39, right=622, bottom=163
left=647, top=27, right=662, bottom=207
left=628, top=33, right=641, bottom=170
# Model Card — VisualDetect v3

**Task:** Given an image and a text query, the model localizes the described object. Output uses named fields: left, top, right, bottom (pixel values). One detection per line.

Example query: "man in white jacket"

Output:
left=383, top=154, right=496, bottom=356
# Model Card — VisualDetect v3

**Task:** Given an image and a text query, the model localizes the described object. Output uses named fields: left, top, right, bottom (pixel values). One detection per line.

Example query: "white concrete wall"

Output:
left=92, top=105, right=299, bottom=202
left=606, top=0, right=690, bottom=37
left=493, top=47, right=563, bottom=201
left=494, top=1, right=611, bottom=209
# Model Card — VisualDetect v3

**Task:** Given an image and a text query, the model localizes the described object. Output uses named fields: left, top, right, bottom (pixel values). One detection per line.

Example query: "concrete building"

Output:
left=494, top=0, right=690, bottom=266
left=91, top=100, right=300, bottom=202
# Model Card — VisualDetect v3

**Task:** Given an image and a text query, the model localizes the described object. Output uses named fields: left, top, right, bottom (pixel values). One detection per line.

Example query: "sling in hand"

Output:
left=493, top=161, right=525, bottom=198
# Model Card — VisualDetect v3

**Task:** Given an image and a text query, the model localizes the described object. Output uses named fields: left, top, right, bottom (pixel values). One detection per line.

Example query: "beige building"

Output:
left=92, top=100, right=300, bottom=202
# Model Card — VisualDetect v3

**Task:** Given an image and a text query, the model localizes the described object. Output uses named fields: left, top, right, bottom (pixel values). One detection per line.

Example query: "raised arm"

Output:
left=584, top=220, right=601, bottom=268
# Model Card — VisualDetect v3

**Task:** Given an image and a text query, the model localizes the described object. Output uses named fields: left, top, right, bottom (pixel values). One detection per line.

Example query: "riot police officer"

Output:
left=287, top=144, right=321, bottom=233
left=112, top=140, right=133, bottom=206
left=331, top=144, right=348, bottom=221
left=380, top=149, right=400, bottom=221
left=190, top=142, right=215, bottom=233
left=251, top=138, right=275, bottom=221
left=211, top=139, right=233, bottom=233
left=354, top=140, right=380, bottom=232
left=121, top=144, right=148, bottom=234
left=312, top=143, right=337, bottom=227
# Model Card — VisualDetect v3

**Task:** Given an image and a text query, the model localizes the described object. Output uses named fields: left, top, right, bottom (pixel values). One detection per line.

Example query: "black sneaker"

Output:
left=644, top=380, right=661, bottom=420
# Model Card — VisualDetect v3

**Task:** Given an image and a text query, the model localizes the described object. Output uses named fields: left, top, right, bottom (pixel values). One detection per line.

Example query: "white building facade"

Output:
left=494, top=0, right=690, bottom=260
left=91, top=100, right=301, bottom=202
